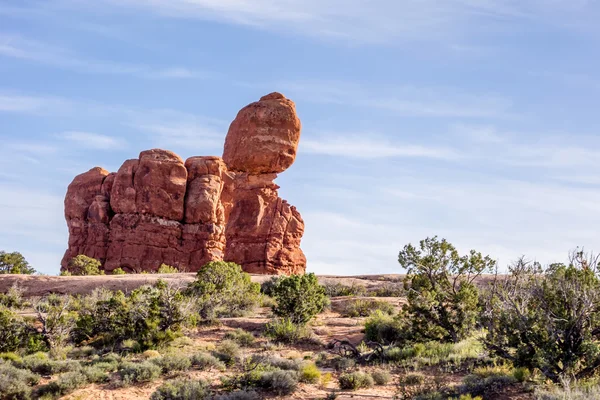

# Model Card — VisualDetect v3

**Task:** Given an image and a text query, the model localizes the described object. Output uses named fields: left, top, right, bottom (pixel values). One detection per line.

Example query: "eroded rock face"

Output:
left=62, top=93, right=306, bottom=275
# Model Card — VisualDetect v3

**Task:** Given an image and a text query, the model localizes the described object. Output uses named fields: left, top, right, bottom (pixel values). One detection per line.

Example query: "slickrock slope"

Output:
left=61, top=93, right=305, bottom=274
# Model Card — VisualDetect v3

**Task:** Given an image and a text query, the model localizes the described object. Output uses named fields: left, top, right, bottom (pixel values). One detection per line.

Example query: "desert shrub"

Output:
left=338, top=372, right=374, bottom=390
left=0, top=361, right=40, bottom=400
left=512, top=367, right=531, bottom=383
left=299, top=362, right=321, bottom=383
left=458, top=374, right=516, bottom=397
left=150, top=379, right=210, bottom=400
left=533, top=384, right=600, bottom=400
left=66, top=255, right=103, bottom=276
left=142, top=350, right=162, bottom=359
left=483, top=255, right=600, bottom=382
left=112, top=268, right=126, bottom=275
left=250, top=355, right=301, bottom=371
left=0, top=285, right=25, bottom=309
left=270, top=273, right=327, bottom=325
left=74, top=282, right=191, bottom=350
left=331, top=356, right=356, bottom=372
left=260, top=276, right=282, bottom=296
left=213, top=391, right=260, bottom=400
left=323, top=282, right=367, bottom=297
left=472, top=365, right=511, bottom=379
left=118, top=361, right=162, bottom=385
left=0, top=251, right=36, bottom=275
left=158, top=264, right=179, bottom=274
left=17, top=353, right=79, bottom=375
left=260, top=370, right=298, bottom=395
left=36, top=369, right=89, bottom=398
left=32, top=294, right=77, bottom=349
left=153, top=353, right=192, bottom=374
left=187, top=261, right=261, bottom=320
left=82, top=366, right=109, bottom=383
left=367, top=282, right=405, bottom=297
left=403, top=373, right=425, bottom=385
left=0, top=352, right=22, bottom=363
left=190, top=353, right=226, bottom=371
left=68, top=345, right=96, bottom=359
left=364, top=310, right=404, bottom=344
left=213, top=340, right=240, bottom=366
left=224, top=329, right=255, bottom=347
left=371, top=370, right=391, bottom=385
left=341, top=299, right=395, bottom=318
left=0, top=306, right=27, bottom=352
left=399, top=237, right=495, bottom=343
left=264, top=318, right=311, bottom=343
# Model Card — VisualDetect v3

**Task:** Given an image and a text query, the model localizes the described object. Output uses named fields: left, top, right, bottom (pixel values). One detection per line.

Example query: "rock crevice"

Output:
left=62, top=93, right=306, bottom=275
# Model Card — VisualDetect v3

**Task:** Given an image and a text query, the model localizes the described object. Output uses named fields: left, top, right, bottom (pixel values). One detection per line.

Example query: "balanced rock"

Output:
left=61, top=93, right=306, bottom=275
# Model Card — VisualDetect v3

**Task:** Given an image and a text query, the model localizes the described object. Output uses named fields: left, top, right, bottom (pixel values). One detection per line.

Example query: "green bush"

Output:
left=323, top=282, right=367, bottom=297
left=399, top=237, right=494, bottom=343
left=458, top=374, right=516, bottom=397
left=0, top=285, right=25, bottom=309
left=213, top=340, right=240, bottom=366
left=74, top=282, right=189, bottom=350
left=153, top=354, right=192, bottom=374
left=341, top=299, right=395, bottom=318
left=371, top=370, right=391, bottom=385
left=112, top=268, right=127, bottom=275
left=512, top=367, right=530, bottom=383
left=66, top=255, right=104, bottom=276
left=0, top=251, right=36, bottom=275
left=260, top=276, right=283, bottom=296
left=270, top=273, right=328, bottom=325
left=299, top=362, right=321, bottom=383
left=364, top=310, right=404, bottom=344
left=82, top=366, right=109, bottom=383
left=264, top=318, right=311, bottom=343
left=150, top=379, right=210, bottom=400
left=0, top=306, right=27, bottom=352
left=36, top=370, right=89, bottom=398
left=118, top=361, right=162, bottom=385
left=224, top=329, right=255, bottom=347
left=0, top=352, right=22, bottom=363
left=158, top=264, right=179, bottom=274
left=403, top=373, right=425, bottom=385
left=338, top=372, right=374, bottom=390
left=331, top=357, right=355, bottom=372
left=190, top=353, right=226, bottom=371
left=187, top=261, right=261, bottom=320
left=483, top=257, right=600, bottom=382
left=0, top=361, right=40, bottom=400
left=260, top=370, right=298, bottom=395
left=250, top=355, right=301, bottom=371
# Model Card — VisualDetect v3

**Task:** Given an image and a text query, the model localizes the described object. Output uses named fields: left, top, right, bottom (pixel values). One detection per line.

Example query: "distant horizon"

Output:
left=2, top=1, right=600, bottom=275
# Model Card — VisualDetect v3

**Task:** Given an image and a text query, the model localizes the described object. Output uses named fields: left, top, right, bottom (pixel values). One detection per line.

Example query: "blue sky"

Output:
left=2, top=0, right=600, bottom=275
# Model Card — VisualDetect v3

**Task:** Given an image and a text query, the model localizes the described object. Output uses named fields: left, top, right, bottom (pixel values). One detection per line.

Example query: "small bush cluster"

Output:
left=223, top=329, right=255, bottom=347
left=151, top=379, right=210, bottom=400
left=340, top=298, right=395, bottom=318
left=339, top=371, right=374, bottom=390
left=118, top=361, right=162, bottom=386
left=264, top=318, right=312, bottom=343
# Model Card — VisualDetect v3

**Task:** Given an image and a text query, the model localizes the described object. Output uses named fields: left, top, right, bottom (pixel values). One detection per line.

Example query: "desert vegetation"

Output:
left=2, top=241, right=600, bottom=399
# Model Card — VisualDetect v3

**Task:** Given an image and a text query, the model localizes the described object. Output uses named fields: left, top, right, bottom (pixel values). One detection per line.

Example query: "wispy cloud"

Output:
left=60, top=131, right=126, bottom=150
left=276, top=81, right=515, bottom=118
left=67, top=0, right=600, bottom=44
left=0, top=33, right=210, bottom=79
left=0, top=92, right=72, bottom=115
left=301, top=134, right=458, bottom=159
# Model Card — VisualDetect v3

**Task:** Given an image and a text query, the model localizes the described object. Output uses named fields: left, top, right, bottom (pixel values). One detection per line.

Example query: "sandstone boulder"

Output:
left=223, top=92, right=301, bottom=174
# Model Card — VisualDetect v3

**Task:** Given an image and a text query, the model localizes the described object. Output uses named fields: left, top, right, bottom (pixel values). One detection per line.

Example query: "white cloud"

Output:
left=67, top=0, right=599, bottom=44
left=276, top=81, right=515, bottom=118
left=0, top=92, right=72, bottom=114
left=0, top=33, right=209, bottom=79
left=60, top=131, right=125, bottom=150
left=301, top=134, right=458, bottom=159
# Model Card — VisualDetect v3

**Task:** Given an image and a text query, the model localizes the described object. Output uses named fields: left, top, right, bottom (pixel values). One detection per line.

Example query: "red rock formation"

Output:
left=61, top=93, right=305, bottom=275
